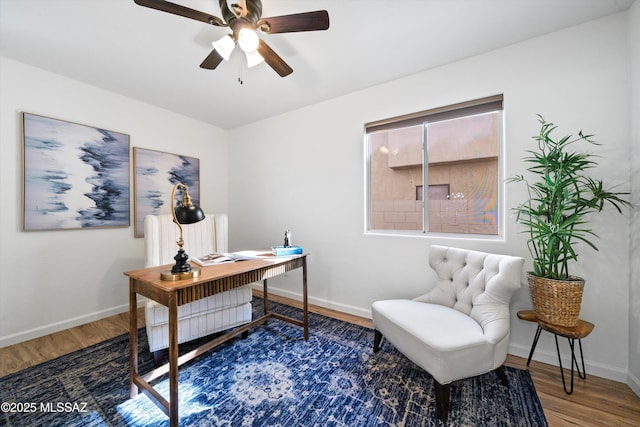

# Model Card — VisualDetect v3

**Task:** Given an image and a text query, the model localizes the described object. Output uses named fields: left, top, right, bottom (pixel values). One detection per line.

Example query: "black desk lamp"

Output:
left=161, top=183, right=206, bottom=281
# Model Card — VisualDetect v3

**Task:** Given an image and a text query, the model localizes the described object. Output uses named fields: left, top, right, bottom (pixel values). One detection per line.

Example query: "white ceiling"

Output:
left=0, top=0, right=634, bottom=129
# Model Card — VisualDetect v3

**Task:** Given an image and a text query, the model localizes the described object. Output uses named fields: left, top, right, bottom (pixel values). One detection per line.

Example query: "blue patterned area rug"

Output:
left=1, top=299, right=547, bottom=426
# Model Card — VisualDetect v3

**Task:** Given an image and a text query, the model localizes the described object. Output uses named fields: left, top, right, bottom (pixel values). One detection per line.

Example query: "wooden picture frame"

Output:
left=133, top=147, right=200, bottom=238
left=22, top=112, right=130, bottom=231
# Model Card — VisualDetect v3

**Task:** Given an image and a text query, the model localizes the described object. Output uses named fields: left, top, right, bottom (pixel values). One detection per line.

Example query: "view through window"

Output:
left=365, top=95, right=502, bottom=236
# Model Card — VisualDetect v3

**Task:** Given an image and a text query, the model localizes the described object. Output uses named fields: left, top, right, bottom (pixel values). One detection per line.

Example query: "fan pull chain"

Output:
left=238, top=58, right=244, bottom=85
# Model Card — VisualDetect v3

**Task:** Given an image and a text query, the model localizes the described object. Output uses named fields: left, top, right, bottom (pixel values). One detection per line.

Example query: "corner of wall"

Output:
left=627, top=0, right=640, bottom=399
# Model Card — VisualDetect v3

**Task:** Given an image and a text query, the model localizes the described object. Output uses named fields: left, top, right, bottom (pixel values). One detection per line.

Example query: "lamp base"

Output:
left=161, top=267, right=201, bottom=281
left=161, top=248, right=199, bottom=281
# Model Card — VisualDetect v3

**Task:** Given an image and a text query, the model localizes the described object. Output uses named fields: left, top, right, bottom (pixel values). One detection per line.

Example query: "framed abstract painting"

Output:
left=133, top=147, right=200, bottom=238
left=22, top=113, right=131, bottom=231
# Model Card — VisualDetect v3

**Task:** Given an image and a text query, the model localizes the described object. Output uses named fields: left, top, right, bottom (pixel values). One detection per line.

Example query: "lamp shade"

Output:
left=245, top=49, right=264, bottom=68
left=212, top=35, right=235, bottom=61
left=174, top=204, right=205, bottom=224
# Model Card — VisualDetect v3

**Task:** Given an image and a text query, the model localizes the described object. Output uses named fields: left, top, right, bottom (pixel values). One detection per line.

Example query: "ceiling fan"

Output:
left=133, top=0, right=330, bottom=77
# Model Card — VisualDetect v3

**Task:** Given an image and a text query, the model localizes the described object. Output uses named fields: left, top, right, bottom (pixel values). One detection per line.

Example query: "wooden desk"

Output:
left=517, top=310, right=594, bottom=394
left=124, top=254, right=308, bottom=427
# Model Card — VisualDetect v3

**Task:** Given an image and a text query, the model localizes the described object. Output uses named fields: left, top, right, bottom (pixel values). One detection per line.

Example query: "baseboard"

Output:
left=508, top=342, right=629, bottom=383
left=250, top=284, right=372, bottom=320
left=0, top=301, right=145, bottom=348
left=627, top=370, right=640, bottom=397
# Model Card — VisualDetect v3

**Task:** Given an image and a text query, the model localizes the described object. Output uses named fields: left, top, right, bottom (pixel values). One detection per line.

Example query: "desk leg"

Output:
left=129, top=279, right=138, bottom=397
left=302, top=256, right=308, bottom=341
left=168, top=294, right=179, bottom=427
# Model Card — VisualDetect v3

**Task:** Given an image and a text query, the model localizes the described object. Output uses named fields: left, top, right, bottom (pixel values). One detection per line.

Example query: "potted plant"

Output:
left=508, top=115, right=631, bottom=327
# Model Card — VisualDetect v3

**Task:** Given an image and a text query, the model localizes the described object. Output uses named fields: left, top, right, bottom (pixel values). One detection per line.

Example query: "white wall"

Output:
left=628, top=0, right=640, bottom=396
left=229, top=12, right=635, bottom=383
left=0, top=57, right=230, bottom=347
left=1, top=9, right=637, bottom=392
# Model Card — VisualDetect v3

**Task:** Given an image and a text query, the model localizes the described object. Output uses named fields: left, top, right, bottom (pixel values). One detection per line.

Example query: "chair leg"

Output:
left=495, top=365, right=509, bottom=387
left=373, top=330, right=383, bottom=353
left=153, top=349, right=167, bottom=368
left=434, top=381, right=451, bottom=424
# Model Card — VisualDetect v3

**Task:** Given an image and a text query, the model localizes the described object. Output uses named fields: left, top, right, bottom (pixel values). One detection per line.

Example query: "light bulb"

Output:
left=238, top=28, right=259, bottom=52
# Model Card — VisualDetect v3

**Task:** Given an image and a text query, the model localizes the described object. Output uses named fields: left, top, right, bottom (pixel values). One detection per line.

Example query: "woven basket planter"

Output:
left=527, top=273, right=585, bottom=327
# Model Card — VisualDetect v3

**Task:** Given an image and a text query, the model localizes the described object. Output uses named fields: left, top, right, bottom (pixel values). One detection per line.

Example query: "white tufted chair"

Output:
left=371, top=245, right=524, bottom=423
left=143, top=213, right=252, bottom=364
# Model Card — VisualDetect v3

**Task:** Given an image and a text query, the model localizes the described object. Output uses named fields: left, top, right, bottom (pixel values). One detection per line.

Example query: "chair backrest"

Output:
left=144, top=213, right=228, bottom=267
left=414, top=245, right=524, bottom=342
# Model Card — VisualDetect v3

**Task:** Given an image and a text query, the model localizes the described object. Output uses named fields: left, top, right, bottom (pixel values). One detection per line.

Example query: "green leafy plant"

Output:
left=508, top=115, right=631, bottom=280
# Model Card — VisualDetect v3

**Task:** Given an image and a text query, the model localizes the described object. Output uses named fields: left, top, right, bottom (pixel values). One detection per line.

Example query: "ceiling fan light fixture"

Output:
left=134, top=0, right=330, bottom=77
left=238, top=28, right=260, bottom=52
left=244, top=49, right=264, bottom=68
left=212, top=35, right=235, bottom=61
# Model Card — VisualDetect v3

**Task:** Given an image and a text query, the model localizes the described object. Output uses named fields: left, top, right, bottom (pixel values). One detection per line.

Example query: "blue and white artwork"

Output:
left=133, top=147, right=200, bottom=237
left=23, top=113, right=130, bottom=231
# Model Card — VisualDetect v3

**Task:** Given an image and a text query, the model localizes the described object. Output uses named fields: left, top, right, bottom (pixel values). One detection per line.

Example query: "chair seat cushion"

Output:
left=372, top=299, right=496, bottom=384
left=145, top=285, right=252, bottom=327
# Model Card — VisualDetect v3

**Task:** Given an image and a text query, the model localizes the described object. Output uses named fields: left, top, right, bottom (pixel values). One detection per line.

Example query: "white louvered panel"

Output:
left=145, top=285, right=252, bottom=326
left=147, top=302, right=253, bottom=352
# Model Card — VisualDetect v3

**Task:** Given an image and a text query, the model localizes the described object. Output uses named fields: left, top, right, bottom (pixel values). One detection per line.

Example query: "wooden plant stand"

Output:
left=517, top=310, right=594, bottom=394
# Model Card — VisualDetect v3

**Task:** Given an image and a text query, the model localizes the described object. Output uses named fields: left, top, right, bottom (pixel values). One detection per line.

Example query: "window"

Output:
left=365, top=95, right=502, bottom=236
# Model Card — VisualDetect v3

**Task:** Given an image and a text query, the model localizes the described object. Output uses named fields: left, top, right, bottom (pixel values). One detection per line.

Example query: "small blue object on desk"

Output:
left=271, top=246, right=303, bottom=256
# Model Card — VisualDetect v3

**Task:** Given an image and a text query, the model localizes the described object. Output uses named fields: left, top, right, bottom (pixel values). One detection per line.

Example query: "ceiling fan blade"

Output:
left=257, top=40, right=293, bottom=77
left=200, top=49, right=225, bottom=70
left=257, top=10, right=329, bottom=34
left=133, top=0, right=225, bottom=26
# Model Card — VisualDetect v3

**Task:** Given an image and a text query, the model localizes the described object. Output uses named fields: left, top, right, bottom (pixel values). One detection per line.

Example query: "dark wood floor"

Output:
left=1, top=292, right=639, bottom=426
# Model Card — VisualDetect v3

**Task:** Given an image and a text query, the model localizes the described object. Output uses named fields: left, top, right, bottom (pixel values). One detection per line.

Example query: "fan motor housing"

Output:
left=220, top=0, right=262, bottom=26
